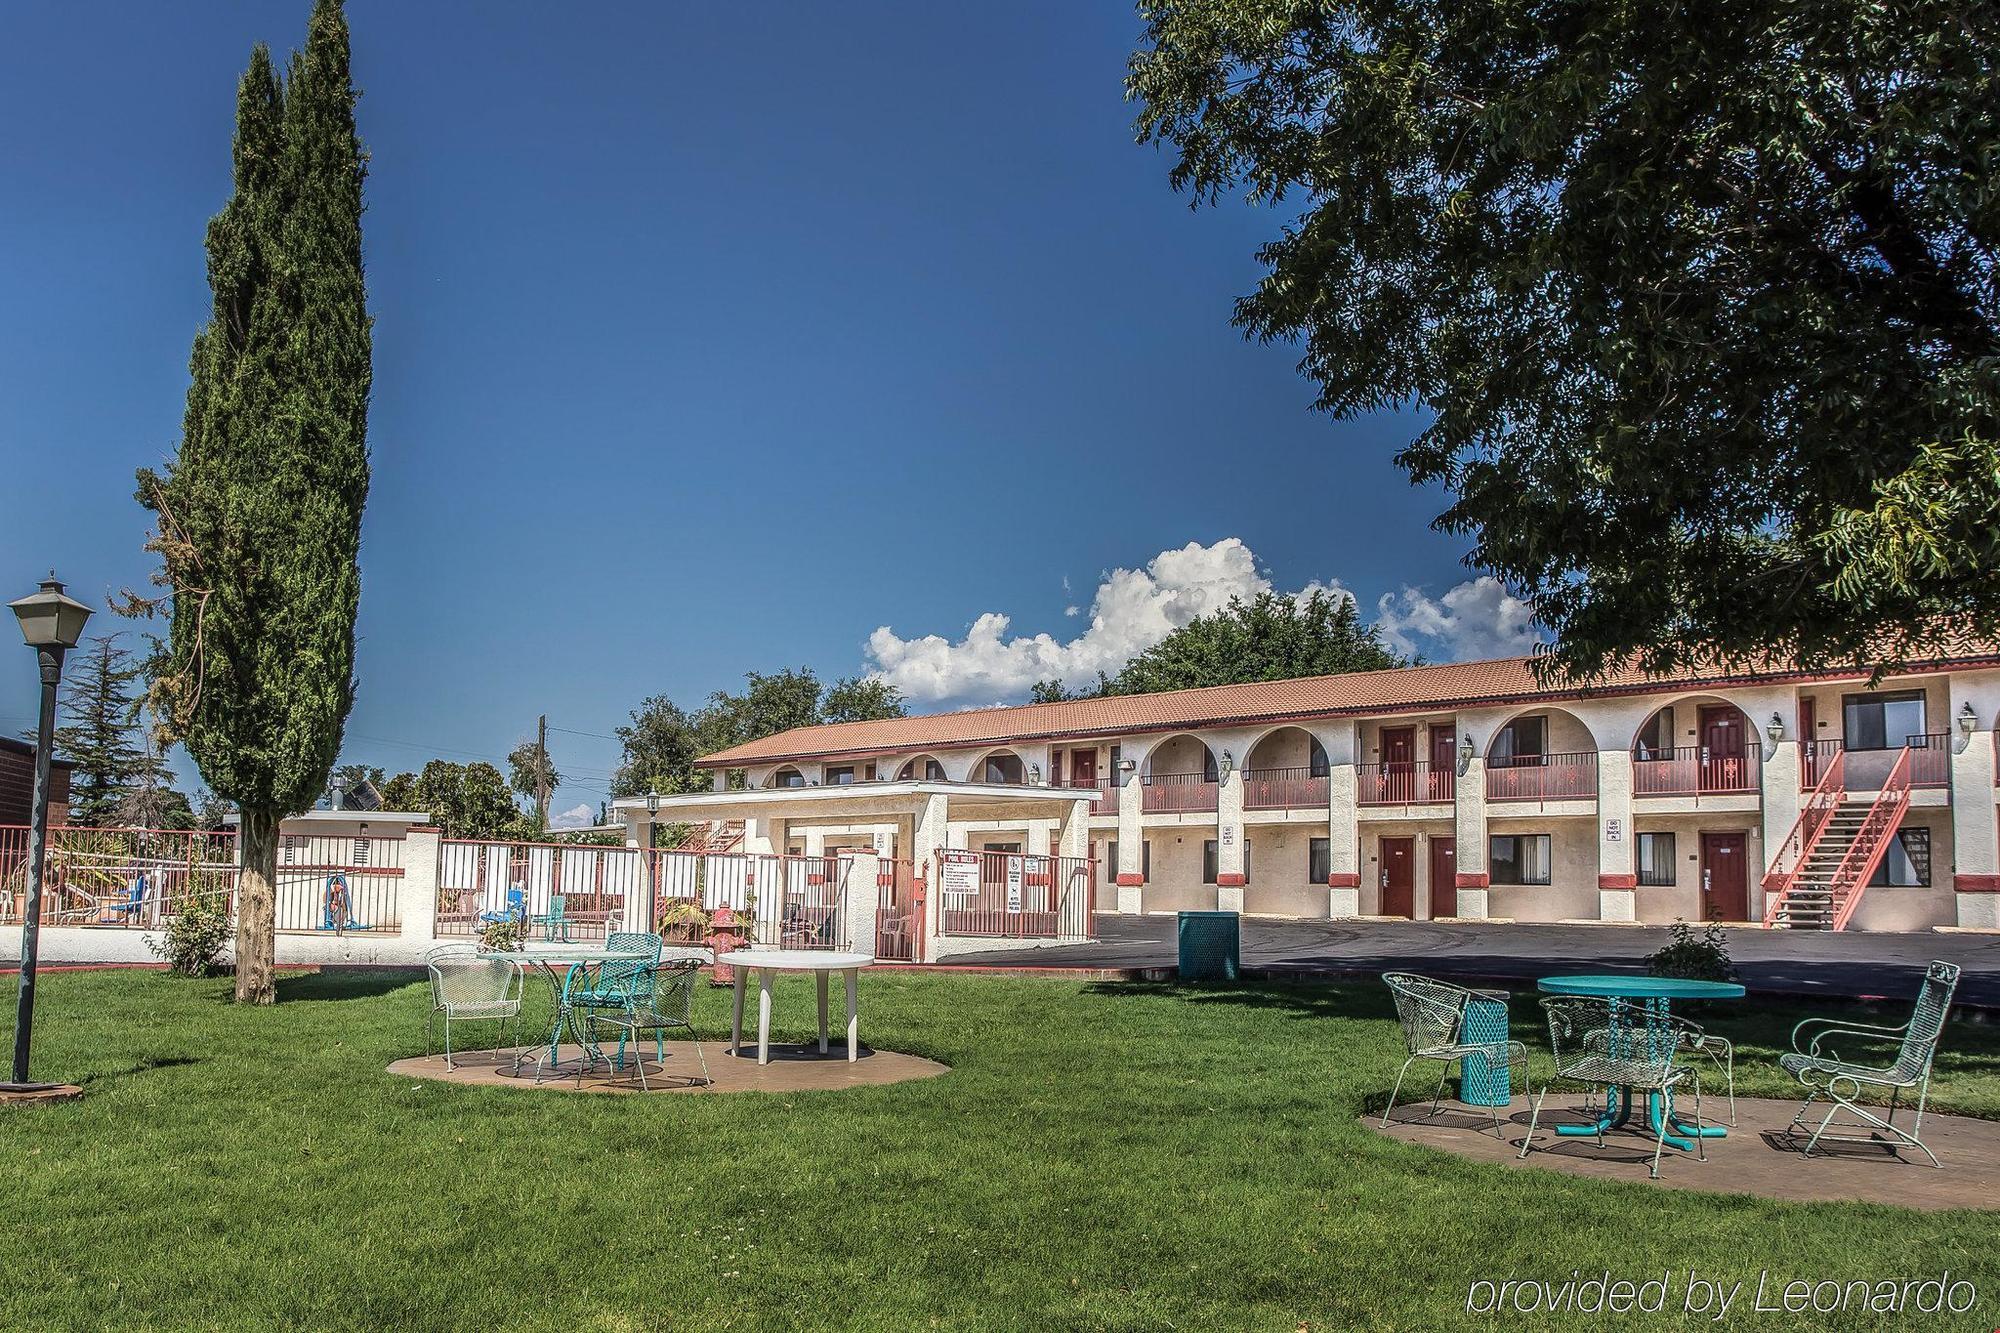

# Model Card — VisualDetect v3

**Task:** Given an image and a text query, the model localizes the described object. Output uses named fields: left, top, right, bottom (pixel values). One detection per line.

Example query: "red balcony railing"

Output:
left=1241, top=767, right=1330, bottom=810
left=1062, top=778, right=1118, bottom=815
left=1485, top=752, right=1598, bottom=801
left=1631, top=745, right=1760, bottom=797
left=1908, top=734, right=1951, bottom=789
left=1357, top=761, right=1456, bottom=806
left=1804, top=735, right=1952, bottom=790
left=1142, top=771, right=1218, bottom=813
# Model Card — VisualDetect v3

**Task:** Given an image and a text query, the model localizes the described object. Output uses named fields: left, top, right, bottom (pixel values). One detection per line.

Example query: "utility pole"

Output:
left=535, top=713, right=550, bottom=829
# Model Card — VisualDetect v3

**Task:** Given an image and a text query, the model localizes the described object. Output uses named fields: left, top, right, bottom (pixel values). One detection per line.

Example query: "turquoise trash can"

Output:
left=1177, top=910, right=1240, bottom=982
left=1459, top=992, right=1513, bottom=1106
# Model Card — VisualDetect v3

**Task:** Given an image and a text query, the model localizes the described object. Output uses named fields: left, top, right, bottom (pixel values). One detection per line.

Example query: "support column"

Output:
left=1215, top=762, right=1246, bottom=912
left=843, top=852, right=881, bottom=956
left=1116, top=764, right=1144, bottom=914
left=1759, top=718, right=1803, bottom=918
left=1949, top=674, right=2000, bottom=926
left=1453, top=750, right=1490, bottom=920
left=400, top=826, right=441, bottom=948
left=909, top=794, right=949, bottom=955
left=1596, top=749, right=1636, bottom=922
left=1326, top=762, right=1360, bottom=918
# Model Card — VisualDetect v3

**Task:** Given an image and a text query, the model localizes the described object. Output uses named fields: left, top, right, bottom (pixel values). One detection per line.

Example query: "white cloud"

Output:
left=548, top=802, right=596, bottom=831
left=1374, top=576, right=1543, bottom=661
left=862, top=538, right=1543, bottom=706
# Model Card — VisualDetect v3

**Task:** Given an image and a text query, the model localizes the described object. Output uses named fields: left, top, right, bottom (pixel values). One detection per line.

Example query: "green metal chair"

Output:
left=1380, top=972, right=1525, bottom=1136
left=591, top=960, right=710, bottom=1089
left=572, top=931, right=663, bottom=1011
left=1780, top=960, right=1960, bottom=1167
left=1520, top=994, right=1705, bottom=1179
left=424, top=944, right=524, bottom=1070
left=531, top=893, right=572, bottom=942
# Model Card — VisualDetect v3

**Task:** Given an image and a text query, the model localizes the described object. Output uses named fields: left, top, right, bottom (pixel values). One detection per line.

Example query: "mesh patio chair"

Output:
left=1780, top=959, right=1960, bottom=1167
left=1657, top=1011, right=1736, bottom=1126
left=590, top=960, right=710, bottom=1089
left=425, top=945, right=524, bottom=1070
left=572, top=931, right=664, bottom=1011
left=1380, top=972, right=1526, bottom=1136
left=1519, top=994, right=1705, bottom=1179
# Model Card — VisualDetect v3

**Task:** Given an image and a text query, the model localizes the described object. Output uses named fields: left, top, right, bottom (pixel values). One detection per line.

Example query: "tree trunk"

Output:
left=234, top=806, right=278, bottom=1004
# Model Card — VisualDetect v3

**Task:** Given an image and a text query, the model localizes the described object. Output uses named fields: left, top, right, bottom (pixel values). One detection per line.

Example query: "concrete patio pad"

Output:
left=1371, top=1096, right=1998, bottom=1210
left=387, top=1041, right=949, bottom=1094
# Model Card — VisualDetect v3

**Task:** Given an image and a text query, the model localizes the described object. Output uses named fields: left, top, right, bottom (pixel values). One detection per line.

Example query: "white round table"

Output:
left=719, top=949, right=876, bottom=1065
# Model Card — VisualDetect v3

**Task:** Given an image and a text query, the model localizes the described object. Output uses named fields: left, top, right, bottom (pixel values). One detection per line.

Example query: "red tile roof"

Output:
left=695, top=649, right=2000, bottom=768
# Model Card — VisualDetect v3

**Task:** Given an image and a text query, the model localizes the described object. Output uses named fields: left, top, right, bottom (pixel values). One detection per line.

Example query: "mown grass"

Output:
left=0, top=968, right=1996, bottom=1331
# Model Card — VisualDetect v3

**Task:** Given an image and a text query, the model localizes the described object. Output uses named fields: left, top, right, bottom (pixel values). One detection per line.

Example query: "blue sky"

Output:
left=0, top=2, right=1531, bottom=823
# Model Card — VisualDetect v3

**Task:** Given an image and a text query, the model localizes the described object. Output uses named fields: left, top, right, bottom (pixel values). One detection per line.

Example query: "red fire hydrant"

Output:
left=707, top=906, right=746, bottom=986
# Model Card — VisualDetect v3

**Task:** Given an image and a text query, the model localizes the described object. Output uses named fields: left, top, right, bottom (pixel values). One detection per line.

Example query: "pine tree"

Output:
left=134, top=0, right=370, bottom=1004
left=51, top=636, right=149, bottom=826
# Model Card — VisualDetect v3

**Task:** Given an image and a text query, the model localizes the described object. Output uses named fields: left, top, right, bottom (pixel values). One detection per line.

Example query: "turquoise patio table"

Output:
left=1537, top=974, right=1745, bottom=1151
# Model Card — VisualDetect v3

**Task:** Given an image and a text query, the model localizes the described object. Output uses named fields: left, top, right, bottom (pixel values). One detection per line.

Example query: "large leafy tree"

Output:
left=379, top=761, right=522, bottom=839
left=615, top=668, right=908, bottom=793
left=51, top=636, right=150, bottom=826
left=1106, top=590, right=1404, bottom=695
left=506, top=737, right=560, bottom=829
left=820, top=676, right=907, bottom=724
left=133, top=0, right=370, bottom=1003
left=1130, top=1, right=2000, bottom=679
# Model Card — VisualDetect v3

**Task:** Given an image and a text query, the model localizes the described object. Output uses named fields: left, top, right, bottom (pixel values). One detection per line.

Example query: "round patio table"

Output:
left=1537, top=974, right=1745, bottom=1152
left=717, top=949, right=876, bottom=1066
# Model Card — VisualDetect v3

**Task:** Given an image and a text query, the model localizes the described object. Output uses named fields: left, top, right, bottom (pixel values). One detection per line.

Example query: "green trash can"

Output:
left=1178, top=910, right=1239, bottom=983
left=1459, top=991, right=1513, bottom=1107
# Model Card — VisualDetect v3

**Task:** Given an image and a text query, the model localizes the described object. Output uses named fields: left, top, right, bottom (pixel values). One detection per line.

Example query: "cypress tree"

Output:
left=51, top=636, right=149, bottom=827
left=136, top=0, right=370, bottom=1004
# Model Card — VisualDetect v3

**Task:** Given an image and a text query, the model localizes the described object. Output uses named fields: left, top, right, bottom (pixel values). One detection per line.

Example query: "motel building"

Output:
left=616, top=649, right=2000, bottom=957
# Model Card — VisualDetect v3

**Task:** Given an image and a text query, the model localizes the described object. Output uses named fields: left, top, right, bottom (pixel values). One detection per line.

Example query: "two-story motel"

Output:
left=618, top=649, right=2000, bottom=942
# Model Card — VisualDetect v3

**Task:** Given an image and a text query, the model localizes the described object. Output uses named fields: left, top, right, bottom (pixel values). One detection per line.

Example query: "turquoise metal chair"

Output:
left=591, top=960, right=711, bottom=1089
left=532, top=894, right=572, bottom=942
left=572, top=931, right=663, bottom=1010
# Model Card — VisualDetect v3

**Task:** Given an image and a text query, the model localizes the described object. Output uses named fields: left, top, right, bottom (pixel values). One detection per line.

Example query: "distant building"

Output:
left=0, top=737, right=72, bottom=828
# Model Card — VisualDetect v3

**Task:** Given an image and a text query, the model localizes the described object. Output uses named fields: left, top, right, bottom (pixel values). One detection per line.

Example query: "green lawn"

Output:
left=1, top=968, right=1997, bottom=1331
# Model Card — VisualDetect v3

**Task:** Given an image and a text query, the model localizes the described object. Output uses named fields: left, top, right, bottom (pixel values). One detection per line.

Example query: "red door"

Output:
left=1799, top=697, right=1819, bottom=786
left=1429, top=837, right=1456, bottom=918
left=1428, top=727, right=1458, bottom=801
left=1069, top=748, right=1096, bottom=790
left=1698, top=706, right=1747, bottom=792
left=1700, top=831, right=1747, bottom=922
left=1380, top=837, right=1415, bottom=917
left=1380, top=727, right=1416, bottom=803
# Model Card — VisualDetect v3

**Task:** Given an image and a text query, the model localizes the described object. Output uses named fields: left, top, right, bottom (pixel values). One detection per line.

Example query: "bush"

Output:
left=147, top=895, right=233, bottom=977
left=477, top=917, right=522, bottom=952
left=1647, top=919, right=1735, bottom=983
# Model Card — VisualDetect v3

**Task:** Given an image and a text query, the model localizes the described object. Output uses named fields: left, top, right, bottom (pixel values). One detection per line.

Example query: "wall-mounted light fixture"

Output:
left=1960, top=701, right=1979, bottom=738
left=1766, top=712, right=1785, bottom=745
left=1116, top=758, right=1137, bottom=773
left=1219, top=749, right=1234, bottom=781
left=1458, top=734, right=1475, bottom=766
left=1029, top=763, right=1043, bottom=785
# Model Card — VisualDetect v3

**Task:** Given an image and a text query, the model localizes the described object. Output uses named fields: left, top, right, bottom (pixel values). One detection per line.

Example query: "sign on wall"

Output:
left=938, top=848, right=981, bottom=905
left=1005, top=856, right=1024, bottom=912
left=1604, top=818, right=1623, bottom=843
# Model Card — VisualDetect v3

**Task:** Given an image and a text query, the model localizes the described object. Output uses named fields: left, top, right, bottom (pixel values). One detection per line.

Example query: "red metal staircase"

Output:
left=1761, top=747, right=1913, bottom=930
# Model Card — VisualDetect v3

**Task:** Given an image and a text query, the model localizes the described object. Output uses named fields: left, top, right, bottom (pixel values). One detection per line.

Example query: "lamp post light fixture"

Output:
left=6, top=575, right=91, bottom=1097
left=642, top=787, right=663, bottom=934
left=1959, top=702, right=1979, bottom=739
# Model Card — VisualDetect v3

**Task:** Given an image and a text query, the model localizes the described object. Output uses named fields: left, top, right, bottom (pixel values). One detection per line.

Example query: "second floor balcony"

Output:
left=1357, top=761, right=1455, bottom=806
left=1485, top=751, right=1598, bottom=802
left=1804, top=735, right=1951, bottom=790
left=1632, top=745, right=1760, bottom=797
left=1142, top=771, right=1217, bottom=813
left=1242, top=766, right=1331, bottom=810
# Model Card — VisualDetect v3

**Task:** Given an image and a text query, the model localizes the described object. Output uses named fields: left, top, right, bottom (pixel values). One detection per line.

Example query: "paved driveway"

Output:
left=962, top=916, right=2000, bottom=1008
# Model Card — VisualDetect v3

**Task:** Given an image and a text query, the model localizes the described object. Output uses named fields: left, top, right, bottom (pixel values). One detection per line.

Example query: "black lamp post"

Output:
left=6, top=575, right=91, bottom=1093
left=644, top=788, right=662, bottom=933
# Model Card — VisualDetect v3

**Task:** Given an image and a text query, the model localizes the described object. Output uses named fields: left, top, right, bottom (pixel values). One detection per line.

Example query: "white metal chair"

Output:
left=424, top=944, right=524, bottom=1070
left=1380, top=972, right=1526, bottom=1136
left=1780, top=960, right=1960, bottom=1167
left=1520, top=994, right=1705, bottom=1179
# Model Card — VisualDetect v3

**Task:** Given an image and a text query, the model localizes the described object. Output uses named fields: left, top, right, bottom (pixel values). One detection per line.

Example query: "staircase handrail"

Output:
left=1762, top=750, right=1846, bottom=926
left=1827, top=747, right=1912, bottom=932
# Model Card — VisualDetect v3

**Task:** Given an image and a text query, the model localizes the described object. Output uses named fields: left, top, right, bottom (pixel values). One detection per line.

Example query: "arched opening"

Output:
left=1485, top=708, right=1596, bottom=801
left=1631, top=697, right=1758, bottom=795
left=1141, top=734, right=1219, bottom=812
left=896, top=754, right=947, bottom=781
left=1242, top=727, right=1330, bottom=809
left=767, top=766, right=806, bottom=789
left=973, top=749, right=1026, bottom=784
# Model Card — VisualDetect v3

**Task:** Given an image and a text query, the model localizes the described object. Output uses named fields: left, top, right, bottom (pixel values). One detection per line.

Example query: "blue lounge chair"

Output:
left=477, top=885, right=528, bottom=931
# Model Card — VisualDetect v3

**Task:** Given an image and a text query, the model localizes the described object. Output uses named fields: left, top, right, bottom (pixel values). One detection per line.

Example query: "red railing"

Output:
left=651, top=849, right=847, bottom=950
left=933, top=849, right=1094, bottom=939
left=1829, top=748, right=1913, bottom=931
left=875, top=856, right=921, bottom=961
left=275, top=831, right=403, bottom=933
left=1063, top=777, right=1117, bottom=816
left=1632, top=745, right=1760, bottom=797
left=1241, top=767, right=1330, bottom=810
left=1357, top=761, right=1455, bottom=806
left=1762, top=751, right=1846, bottom=924
left=437, top=838, right=642, bottom=940
left=1142, top=771, right=1217, bottom=813
left=1485, top=752, right=1598, bottom=801
left=1908, top=734, right=1951, bottom=789
left=1800, top=739, right=1841, bottom=789
left=0, top=824, right=238, bottom=929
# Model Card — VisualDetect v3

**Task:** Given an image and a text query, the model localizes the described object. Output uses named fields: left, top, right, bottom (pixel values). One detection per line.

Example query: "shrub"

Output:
left=1647, top=919, right=1736, bottom=983
left=147, top=895, right=233, bottom=977
left=477, top=917, right=522, bottom=952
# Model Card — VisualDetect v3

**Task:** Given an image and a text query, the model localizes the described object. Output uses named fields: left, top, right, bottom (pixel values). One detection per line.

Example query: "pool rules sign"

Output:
left=938, top=849, right=981, bottom=905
